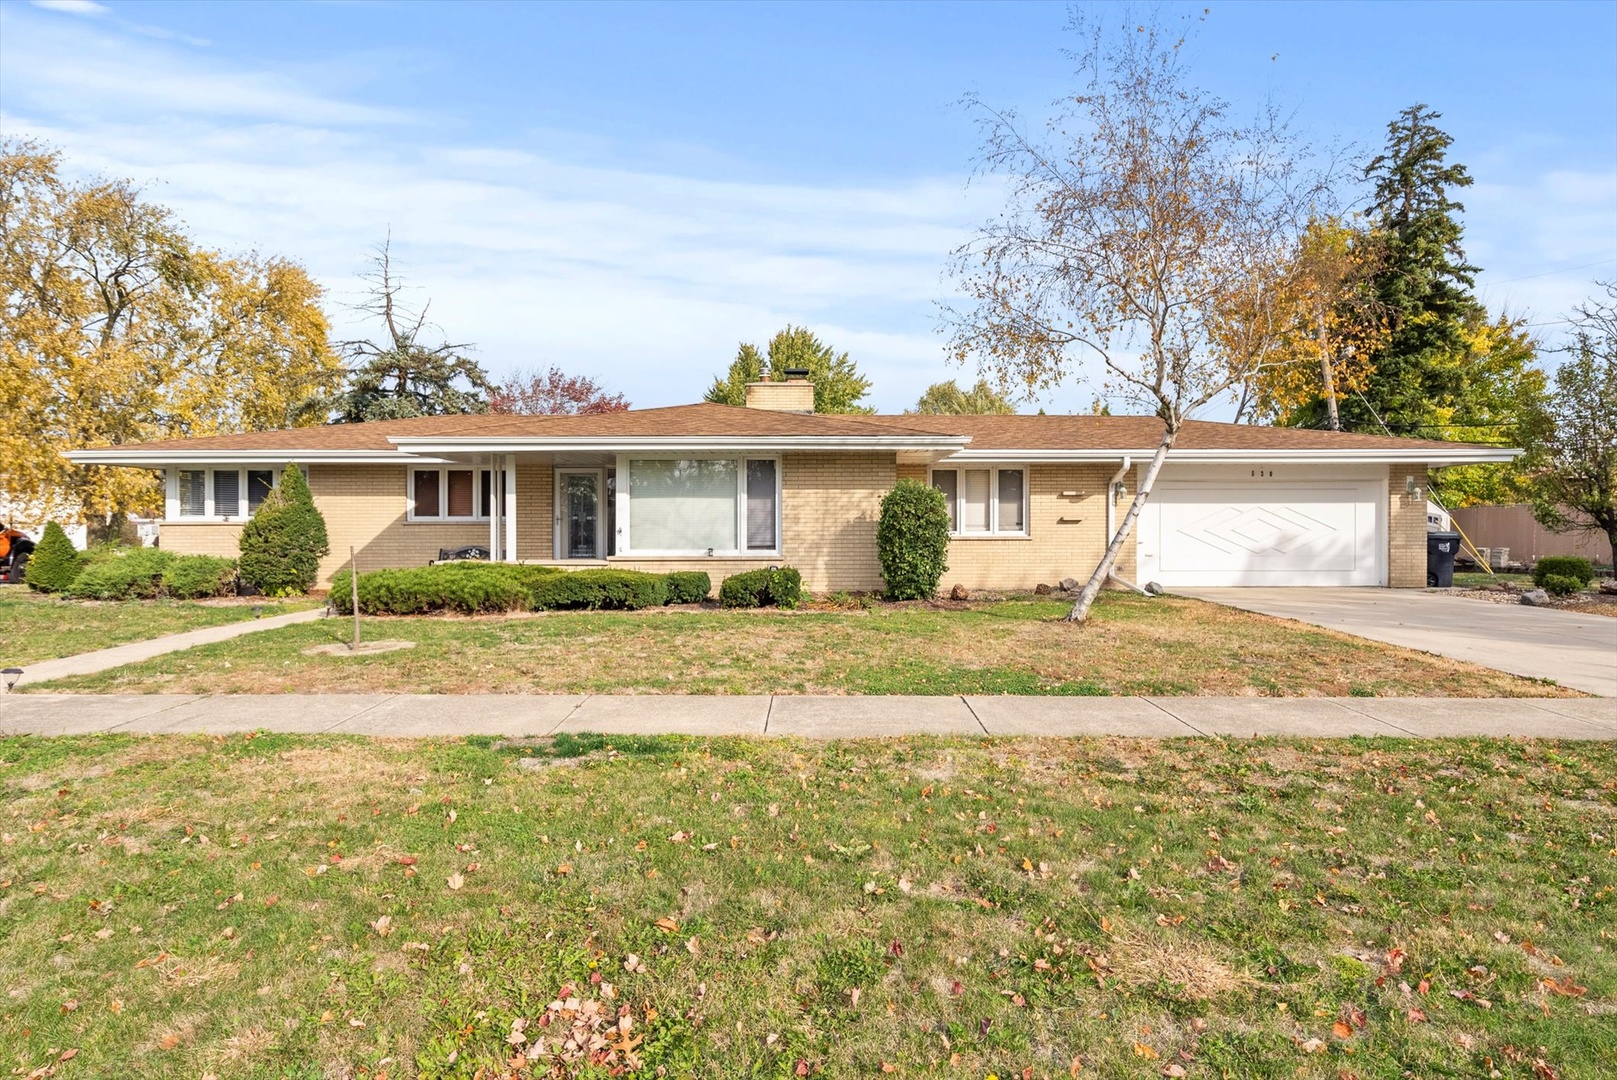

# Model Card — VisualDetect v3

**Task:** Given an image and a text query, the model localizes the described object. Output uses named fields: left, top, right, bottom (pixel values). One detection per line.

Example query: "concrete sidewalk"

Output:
left=2, top=693, right=1613, bottom=739
left=5, top=608, right=325, bottom=689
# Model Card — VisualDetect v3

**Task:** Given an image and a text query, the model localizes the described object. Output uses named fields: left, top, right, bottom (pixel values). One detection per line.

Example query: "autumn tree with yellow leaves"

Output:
left=0, top=140, right=341, bottom=529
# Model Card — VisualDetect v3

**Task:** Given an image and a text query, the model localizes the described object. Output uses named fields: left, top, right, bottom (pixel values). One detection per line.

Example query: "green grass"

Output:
left=27, top=594, right=1571, bottom=698
left=1452, top=572, right=1535, bottom=588
left=0, top=586, right=315, bottom=668
left=0, top=733, right=1611, bottom=1077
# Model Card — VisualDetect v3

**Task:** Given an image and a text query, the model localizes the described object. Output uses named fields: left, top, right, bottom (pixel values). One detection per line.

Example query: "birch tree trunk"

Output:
left=1317, top=308, right=1341, bottom=431
left=1065, top=426, right=1178, bottom=623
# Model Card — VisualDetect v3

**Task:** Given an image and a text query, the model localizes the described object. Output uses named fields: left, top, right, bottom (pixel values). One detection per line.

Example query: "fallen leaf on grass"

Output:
left=1539, top=977, right=1587, bottom=998
left=1331, top=1021, right=1353, bottom=1039
left=1133, top=1042, right=1158, bottom=1060
left=371, top=915, right=392, bottom=937
left=653, top=916, right=680, bottom=933
left=446, top=873, right=465, bottom=891
left=1162, top=1066, right=1187, bottom=1078
left=686, top=936, right=701, bottom=956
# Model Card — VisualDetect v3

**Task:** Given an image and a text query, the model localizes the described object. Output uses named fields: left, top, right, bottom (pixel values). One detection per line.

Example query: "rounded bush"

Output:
left=528, top=568, right=668, bottom=610
left=25, top=521, right=82, bottom=593
left=239, top=465, right=330, bottom=596
left=1532, top=556, right=1595, bottom=588
left=66, top=547, right=173, bottom=600
left=877, top=478, right=951, bottom=600
left=718, top=567, right=802, bottom=609
left=329, top=563, right=560, bottom=615
left=1539, top=573, right=1584, bottom=597
left=663, top=571, right=712, bottom=605
left=162, top=555, right=239, bottom=599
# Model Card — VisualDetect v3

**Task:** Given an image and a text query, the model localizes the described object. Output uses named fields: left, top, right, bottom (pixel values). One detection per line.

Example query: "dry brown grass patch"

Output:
left=1109, top=928, right=1256, bottom=1002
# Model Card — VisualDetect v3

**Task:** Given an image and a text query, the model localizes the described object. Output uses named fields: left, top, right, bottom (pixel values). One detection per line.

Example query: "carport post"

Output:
left=503, top=455, right=517, bottom=562
left=349, top=546, right=361, bottom=649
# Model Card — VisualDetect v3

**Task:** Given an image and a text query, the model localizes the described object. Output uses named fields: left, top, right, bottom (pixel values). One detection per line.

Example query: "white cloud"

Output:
left=30, top=0, right=109, bottom=16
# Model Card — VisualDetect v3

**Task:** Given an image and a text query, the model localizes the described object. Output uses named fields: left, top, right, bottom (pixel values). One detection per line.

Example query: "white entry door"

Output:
left=1138, top=478, right=1384, bottom=587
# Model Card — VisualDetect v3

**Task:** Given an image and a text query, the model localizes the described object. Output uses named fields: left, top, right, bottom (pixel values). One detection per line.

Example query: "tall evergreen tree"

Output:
left=1341, top=105, right=1484, bottom=436
left=705, top=326, right=872, bottom=413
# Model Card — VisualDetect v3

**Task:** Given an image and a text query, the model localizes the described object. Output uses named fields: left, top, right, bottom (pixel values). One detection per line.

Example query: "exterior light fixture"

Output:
left=2, top=668, right=21, bottom=692
left=1405, top=475, right=1422, bottom=500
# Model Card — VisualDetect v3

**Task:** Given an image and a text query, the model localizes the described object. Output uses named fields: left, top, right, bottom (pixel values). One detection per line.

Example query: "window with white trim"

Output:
left=929, top=467, right=1028, bottom=536
left=171, top=467, right=281, bottom=521
left=409, top=468, right=494, bottom=522
left=620, top=456, right=781, bottom=556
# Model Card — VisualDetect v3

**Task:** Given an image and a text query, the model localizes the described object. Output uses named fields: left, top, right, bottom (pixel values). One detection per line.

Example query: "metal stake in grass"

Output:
left=349, top=545, right=361, bottom=650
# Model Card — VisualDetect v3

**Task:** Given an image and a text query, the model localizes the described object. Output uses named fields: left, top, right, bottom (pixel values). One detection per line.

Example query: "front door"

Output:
left=555, top=469, right=603, bottom=559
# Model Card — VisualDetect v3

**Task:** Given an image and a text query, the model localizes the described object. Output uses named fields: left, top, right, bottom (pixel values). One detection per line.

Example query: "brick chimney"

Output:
left=744, top=368, right=814, bottom=412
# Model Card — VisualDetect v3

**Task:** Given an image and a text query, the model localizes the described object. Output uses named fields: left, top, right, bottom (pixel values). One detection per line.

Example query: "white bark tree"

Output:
left=946, top=14, right=1321, bottom=622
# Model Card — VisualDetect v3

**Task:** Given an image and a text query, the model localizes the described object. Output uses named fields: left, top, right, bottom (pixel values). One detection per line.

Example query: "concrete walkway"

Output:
left=3, top=693, right=1613, bottom=739
left=5, top=608, right=325, bottom=689
left=1177, top=587, right=1617, bottom=697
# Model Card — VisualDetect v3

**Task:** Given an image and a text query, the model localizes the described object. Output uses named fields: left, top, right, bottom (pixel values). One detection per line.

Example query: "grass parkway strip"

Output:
left=0, top=732, right=1612, bottom=1078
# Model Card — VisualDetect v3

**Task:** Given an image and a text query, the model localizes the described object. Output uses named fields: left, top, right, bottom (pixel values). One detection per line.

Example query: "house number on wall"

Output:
left=1250, top=469, right=1275, bottom=478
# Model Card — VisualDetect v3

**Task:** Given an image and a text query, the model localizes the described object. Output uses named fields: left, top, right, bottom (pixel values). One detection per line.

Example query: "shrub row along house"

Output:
left=67, top=377, right=1514, bottom=593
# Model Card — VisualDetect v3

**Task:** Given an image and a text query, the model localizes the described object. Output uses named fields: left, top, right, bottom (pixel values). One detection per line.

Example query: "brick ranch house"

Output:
left=66, top=378, right=1515, bottom=593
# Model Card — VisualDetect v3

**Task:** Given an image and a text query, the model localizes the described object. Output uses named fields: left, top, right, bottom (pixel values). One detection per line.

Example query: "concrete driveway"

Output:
left=1177, top=588, right=1617, bottom=697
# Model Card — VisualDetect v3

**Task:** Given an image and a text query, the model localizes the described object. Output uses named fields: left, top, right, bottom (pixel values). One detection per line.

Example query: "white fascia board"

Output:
left=386, top=435, right=971, bottom=454
left=941, top=447, right=1521, bottom=465
left=64, top=449, right=454, bottom=466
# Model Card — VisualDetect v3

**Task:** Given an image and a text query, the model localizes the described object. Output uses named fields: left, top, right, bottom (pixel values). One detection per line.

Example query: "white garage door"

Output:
left=1138, top=479, right=1384, bottom=587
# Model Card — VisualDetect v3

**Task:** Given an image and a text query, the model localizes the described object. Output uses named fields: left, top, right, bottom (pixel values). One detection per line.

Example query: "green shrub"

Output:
left=876, top=478, right=951, bottom=600
left=66, top=547, right=173, bottom=600
left=24, top=521, right=82, bottom=593
left=718, top=567, right=803, bottom=609
left=238, top=465, right=329, bottom=595
left=528, top=568, right=669, bottom=610
left=1533, top=556, right=1594, bottom=588
left=663, top=571, right=712, bottom=605
left=1539, top=573, right=1584, bottom=597
left=329, top=562, right=562, bottom=615
left=162, top=555, right=239, bottom=599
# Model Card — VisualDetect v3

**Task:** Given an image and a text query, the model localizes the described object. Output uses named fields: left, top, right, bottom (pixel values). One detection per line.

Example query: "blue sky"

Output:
left=3, top=0, right=1614, bottom=414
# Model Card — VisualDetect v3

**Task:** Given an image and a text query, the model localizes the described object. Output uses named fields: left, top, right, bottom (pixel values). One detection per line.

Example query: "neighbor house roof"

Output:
left=64, top=402, right=1518, bottom=467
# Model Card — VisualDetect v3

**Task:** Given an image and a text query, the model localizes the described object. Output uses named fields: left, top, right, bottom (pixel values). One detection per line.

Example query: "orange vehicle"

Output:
left=0, top=523, right=34, bottom=584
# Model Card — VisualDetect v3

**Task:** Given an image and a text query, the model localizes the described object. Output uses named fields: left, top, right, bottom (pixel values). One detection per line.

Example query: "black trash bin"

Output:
left=1427, top=531, right=1460, bottom=588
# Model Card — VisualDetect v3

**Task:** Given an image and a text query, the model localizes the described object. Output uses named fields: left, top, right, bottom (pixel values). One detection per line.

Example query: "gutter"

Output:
left=1103, top=457, right=1149, bottom=596
left=943, top=447, right=1521, bottom=465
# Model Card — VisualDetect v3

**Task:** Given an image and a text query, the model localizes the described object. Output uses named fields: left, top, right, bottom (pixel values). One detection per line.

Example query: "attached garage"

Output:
left=1136, top=467, right=1387, bottom=587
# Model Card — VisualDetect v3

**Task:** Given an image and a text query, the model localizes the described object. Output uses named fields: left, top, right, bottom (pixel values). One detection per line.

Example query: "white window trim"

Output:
left=165, top=467, right=281, bottom=523
left=407, top=466, right=494, bottom=523
left=613, top=453, right=783, bottom=558
left=927, top=465, right=1030, bottom=538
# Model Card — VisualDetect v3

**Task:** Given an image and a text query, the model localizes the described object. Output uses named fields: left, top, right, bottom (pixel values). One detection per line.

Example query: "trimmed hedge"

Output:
left=529, top=568, right=668, bottom=611
left=327, top=563, right=714, bottom=615
left=329, top=563, right=563, bottom=616
left=663, top=571, right=712, bottom=605
left=163, top=555, right=239, bottom=599
left=877, top=478, right=951, bottom=600
left=65, top=548, right=237, bottom=600
left=1533, top=556, right=1594, bottom=588
left=25, top=521, right=82, bottom=593
left=718, top=567, right=802, bottom=609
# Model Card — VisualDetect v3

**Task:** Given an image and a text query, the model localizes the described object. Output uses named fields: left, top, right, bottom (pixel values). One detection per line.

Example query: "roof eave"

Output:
left=385, top=435, right=972, bottom=453
left=941, top=448, right=1521, bottom=465
left=63, top=449, right=456, bottom=467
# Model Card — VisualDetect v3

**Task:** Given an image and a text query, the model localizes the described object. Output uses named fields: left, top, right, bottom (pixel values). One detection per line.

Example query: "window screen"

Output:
left=213, top=470, right=241, bottom=518
left=997, top=469, right=1025, bottom=532
left=629, top=459, right=738, bottom=552
left=178, top=470, right=207, bottom=517
left=480, top=470, right=493, bottom=519
left=413, top=470, right=441, bottom=518
left=931, top=470, right=959, bottom=532
left=745, top=459, right=777, bottom=551
left=961, top=469, right=992, bottom=532
left=247, top=471, right=274, bottom=514
left=446, top=470, right=475, bottom=518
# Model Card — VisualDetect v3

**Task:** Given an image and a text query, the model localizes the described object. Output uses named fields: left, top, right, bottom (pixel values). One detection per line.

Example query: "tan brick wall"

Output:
left=159, top=522, right=244, bottom=558
left=1388, top=463, right=1429, bottom=588
left=776, top=452, right=893, bottom=591
left=515, top=462, right=552, bottom=561
left=898, top=463, right=1132, bottom=591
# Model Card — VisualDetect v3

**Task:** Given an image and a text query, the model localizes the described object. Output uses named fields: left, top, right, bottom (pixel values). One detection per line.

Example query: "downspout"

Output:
left=1104, top=456, right=1150, bottom=596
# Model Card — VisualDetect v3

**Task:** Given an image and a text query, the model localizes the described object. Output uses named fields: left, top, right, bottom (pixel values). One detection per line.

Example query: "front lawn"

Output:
left=0, top=732, right=1611, bottom=1078
left=0, top=586, right=315, bottom=668
left=25, top=594, right=1571, bottom=697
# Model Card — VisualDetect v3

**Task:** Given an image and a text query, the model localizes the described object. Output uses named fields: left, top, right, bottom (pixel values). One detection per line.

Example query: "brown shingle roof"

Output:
left=89, top=403, right=1500, bottom=454
left=849, top=414, right=1487, bottom=452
